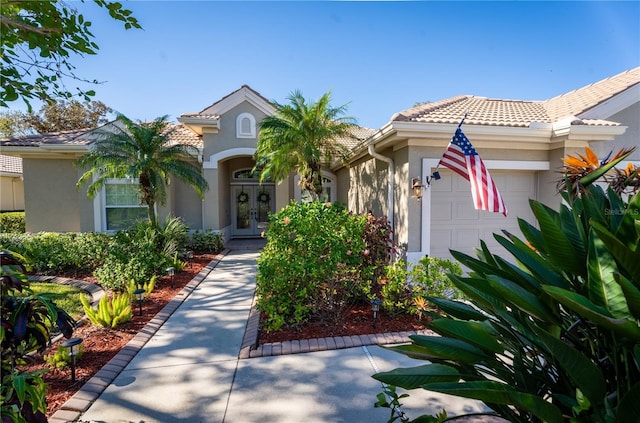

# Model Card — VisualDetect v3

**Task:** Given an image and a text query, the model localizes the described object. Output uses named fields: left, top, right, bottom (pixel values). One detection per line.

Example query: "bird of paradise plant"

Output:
left=557, top=146, right=637, bottom=196
left=608, top=161, right=640, bottom=195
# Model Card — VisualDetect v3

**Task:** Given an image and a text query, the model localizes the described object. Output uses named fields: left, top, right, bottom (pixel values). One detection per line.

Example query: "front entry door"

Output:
left=232, top=185, right=275, bottom=237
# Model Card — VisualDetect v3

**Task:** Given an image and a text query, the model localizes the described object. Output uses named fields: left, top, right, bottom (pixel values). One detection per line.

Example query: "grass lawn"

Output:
left=29, top=282, right=90, bottom=320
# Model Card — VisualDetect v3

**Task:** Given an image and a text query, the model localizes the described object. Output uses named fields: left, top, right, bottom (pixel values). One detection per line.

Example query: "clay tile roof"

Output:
left=393, top=96, right=548, bottom=127
left=165, top=123, right=202, bottom=147
left=179, top=113, right=220, bottom=120
left=392, top=67, right=640, bottom=128
left=1, top=128, right=92, bottom=147
left=336, top=125, right=377, bottom=150
left=543, top=67, right=640, bottom=120
left=0, top=155, right=22, bottom=174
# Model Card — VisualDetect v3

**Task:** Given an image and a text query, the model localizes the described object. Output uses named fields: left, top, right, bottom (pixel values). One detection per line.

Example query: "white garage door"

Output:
left=430, top=169, right=537, bottom=261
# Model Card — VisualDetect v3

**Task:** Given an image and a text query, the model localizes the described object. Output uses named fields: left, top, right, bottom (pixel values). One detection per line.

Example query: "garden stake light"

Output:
left=167, top=266, right=175, bottom=287
left=371, top=298, right=382, bottom=329
left=133, top=288, right=145, bottom=316
left=61, top=337, right=83, bottom=383
left=186, top=250, right=194, bottom=268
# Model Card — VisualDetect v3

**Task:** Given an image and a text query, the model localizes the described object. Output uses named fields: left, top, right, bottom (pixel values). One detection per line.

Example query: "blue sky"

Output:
left=12, top=1, right=640, bottom=129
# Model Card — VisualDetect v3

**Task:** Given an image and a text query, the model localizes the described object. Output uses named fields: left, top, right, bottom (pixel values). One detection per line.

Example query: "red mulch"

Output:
left=22, top=253, right=425, bottom=418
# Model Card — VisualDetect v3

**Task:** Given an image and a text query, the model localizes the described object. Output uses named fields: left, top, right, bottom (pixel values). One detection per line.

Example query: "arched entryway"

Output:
left=230, top=168, right=275, bottom=237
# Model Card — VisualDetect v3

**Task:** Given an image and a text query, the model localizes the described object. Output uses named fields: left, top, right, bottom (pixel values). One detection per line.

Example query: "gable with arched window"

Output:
left=236, top=113, right=256, bottom=138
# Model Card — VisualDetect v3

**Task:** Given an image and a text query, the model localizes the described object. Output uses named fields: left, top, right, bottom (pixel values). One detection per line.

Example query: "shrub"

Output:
left=1, top=251, right=76, bottom=421
left=80, top=292, right=132, bottom=328
left=407, top=256, right=463, bottom=300
left=44, top=343, right=84, bottom=369
left=94, top=225, right=167, bottom=290
left=189, top=229, right=224, bottom=253
left=0, top=212, right=25, bottom=233
left=0, top=232, right=111, bottom=275
left=373, top=183, right=640, bottom=422
left=256, top=201, right=376, bottom=331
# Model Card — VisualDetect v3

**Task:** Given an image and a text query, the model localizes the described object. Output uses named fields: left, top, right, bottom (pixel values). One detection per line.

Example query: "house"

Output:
left=1, top=67, right=638, bottom=262
left=0, top=154, right=24, bottom=212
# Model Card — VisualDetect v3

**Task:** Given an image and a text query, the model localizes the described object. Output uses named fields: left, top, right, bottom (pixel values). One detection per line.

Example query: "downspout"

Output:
left=367, top=144, right=394, bottom=229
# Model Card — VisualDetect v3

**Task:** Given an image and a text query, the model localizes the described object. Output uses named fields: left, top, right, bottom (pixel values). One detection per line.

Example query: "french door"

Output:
left=232, top=185, right=274, bottom=237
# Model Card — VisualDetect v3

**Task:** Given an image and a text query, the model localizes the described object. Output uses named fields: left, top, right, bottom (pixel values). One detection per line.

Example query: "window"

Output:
left=103, top=181, right=147, bottom=230
left=236, top=113, right=256, bottom=138
left=296, top=173, right=336, bottom=202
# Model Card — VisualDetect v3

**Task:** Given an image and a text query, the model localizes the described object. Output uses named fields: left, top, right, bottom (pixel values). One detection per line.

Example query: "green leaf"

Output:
left=591, top=220, right=640, bottom=279
left=531, top=200, right=586, bottom=277
left=425, top=297, right=487, bottom=321
left=531, top=326, right=606, bottom=404
left=617, top=382, right=640, bottom=423
left=373, top=364, right=462, bottom=390
left=422, top=380, right=563, bottom=423
left=615, top=273, right=640, bottom=320
left=409, top=335, right=490, bottom=363
left=587, top=228, right=631, bottom=318
left=429, top=319, right=503, bottom=354
left=487, top=275, right=558, bottom=324
left=543, top=286, right=640, bottom=341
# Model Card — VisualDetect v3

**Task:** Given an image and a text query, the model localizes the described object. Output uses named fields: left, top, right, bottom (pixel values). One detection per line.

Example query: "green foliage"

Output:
left=76, top=114, right=209, bottom=228
left=0, top=212, right=25, bottom=233
left=127, top=276, right=157, bottom=299
left=1, top=251, right=76, bottom=422
left=80, top=292, right=132, bottom=328
left=254, top=89, right=357, bottom=200
left=24, top=100, right=111, bottom=133
left=44, top=343, right=84, bottom=369
left=0, top=0, right=141, bottom=110
left=256, top=201, right=376, bottom=331
left=373, top=185, right=640, bottom=422
left=93, top=224, right=168, bottom=290
left=379, top=257, right=463, bottom=316
left=0, top=232, right=111, bottom=275
left=188, top=229, right=224, bottom=253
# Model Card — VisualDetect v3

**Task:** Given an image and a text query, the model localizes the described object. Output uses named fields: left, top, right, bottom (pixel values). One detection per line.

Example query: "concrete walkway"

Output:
left=52, top=247, right=501, bottom=423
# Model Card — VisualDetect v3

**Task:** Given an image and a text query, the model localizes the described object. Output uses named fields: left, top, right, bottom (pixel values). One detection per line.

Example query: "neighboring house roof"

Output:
left=392, top=67, right=640, bottom=128
left=1, top=128, right=92, bottom=147
left=0, top=155, right=22, bottom=175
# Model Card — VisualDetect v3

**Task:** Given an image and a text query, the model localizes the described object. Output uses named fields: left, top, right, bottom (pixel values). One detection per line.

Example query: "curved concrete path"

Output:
left=50, top=246, right=502, bottom=423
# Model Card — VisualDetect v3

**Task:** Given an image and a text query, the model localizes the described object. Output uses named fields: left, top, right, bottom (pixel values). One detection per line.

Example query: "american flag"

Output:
left=438, top=127, right=508, bottom=216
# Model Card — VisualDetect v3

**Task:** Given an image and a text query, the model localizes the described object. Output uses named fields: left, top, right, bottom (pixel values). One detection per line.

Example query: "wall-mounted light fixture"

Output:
left=411, top=178, right=424, bottom=200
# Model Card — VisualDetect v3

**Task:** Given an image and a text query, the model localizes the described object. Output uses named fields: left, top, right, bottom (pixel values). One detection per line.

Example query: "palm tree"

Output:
left=76, top=114, right=208, bottom=228
left=254, top=89, right=357, bottom=201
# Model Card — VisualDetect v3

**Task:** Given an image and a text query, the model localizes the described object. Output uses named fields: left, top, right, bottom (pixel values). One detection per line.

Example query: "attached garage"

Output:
left=429, top=168, right=538, bottom=261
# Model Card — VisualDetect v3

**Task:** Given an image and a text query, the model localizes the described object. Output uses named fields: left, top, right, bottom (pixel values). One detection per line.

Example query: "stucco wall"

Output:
left=590, top=102, right=640, bottom=162
left=0, top=175, right=24, bottom=211
left=169, top=175, right=204, bottom=230
left=347, top=153, right=389, bottom=217
left=23, top=158, right=84, bottom=232
left=202, top=103, right=267, bottom=160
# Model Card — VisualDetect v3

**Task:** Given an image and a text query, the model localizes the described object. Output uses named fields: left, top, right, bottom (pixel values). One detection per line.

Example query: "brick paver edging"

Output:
left=239, top=303, right=435, bottom=359
left=48, top=249, right=228, bottom=423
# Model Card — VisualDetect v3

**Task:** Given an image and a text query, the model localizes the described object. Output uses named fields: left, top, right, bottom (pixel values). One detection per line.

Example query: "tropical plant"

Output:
left=1, top=0, right=140, bottom=110
left=1, top=251, right=76, bottom=422
left=76, top=114, right=209, bottom=228
left=254, top=89, right=357, bottom=201
left=127, top=276, right=157, bottom=299
left=373, top=147, right=640, bottom=423
left=189, top=229, right=224, bottom=253
left=80, top=292, right=132, bottom=328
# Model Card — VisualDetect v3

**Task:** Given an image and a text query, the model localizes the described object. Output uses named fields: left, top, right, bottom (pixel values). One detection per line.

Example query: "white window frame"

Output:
left=294, top=170, right=336, bottom=202
left=97, top=178, right=148, bottom=232
left=236, top=112, right=256, bottom=139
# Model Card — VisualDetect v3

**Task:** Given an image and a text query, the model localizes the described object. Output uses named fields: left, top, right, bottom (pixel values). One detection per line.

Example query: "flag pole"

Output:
left=427, top=113, right=468, bottom=186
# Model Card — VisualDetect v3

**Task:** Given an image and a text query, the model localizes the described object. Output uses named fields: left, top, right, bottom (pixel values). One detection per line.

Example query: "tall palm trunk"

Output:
left=139, top=171, right=157, bottom=227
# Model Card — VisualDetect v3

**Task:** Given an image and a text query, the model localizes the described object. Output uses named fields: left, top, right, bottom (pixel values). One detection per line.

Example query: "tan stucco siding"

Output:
left=202, top=103, right=267, bottom=160
left=170, top=176, right=204, bottom=230
left=347, top=154, right=388, bottom=217
left=0, top=175, right=24, bottom=211
left=23, top=159, right=84, bottom=232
